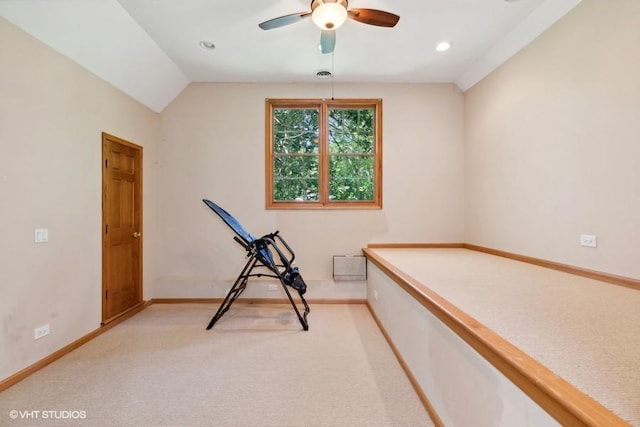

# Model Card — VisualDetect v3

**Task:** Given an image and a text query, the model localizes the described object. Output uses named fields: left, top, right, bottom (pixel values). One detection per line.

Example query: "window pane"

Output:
left=328, top=108, right=374, bottom=154
left=266, top=99, right=381, bottom=209
left=273, top=108, right=319, bottom=154
left=329, top=155, right=374, bottom=201
left=274, top=156, right=319, bottom=201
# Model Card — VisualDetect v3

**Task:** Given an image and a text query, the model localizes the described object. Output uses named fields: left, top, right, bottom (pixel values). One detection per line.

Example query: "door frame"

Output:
left=101, top=132, right=144, bottom=325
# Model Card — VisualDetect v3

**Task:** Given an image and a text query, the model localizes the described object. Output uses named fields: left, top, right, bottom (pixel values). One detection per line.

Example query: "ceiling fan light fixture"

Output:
left=312, top=1, right=348, bottom=30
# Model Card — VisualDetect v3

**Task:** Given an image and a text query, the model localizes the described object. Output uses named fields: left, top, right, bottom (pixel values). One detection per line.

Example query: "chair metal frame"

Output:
left=203, top=199, right=310, bottom=330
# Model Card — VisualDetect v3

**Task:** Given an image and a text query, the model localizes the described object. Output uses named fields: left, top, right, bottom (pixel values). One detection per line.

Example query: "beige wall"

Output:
left=155, top=83, right=465, bottom=298
left=0, top=18, right=159, bottom=381
left=464, top=0, right=640, bottom=278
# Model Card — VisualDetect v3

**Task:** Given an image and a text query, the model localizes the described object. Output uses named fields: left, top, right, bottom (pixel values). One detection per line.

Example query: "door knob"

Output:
left=133, top=231, right=141, bottom=238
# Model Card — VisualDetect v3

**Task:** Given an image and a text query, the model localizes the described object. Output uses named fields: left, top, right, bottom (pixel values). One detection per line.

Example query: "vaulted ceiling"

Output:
left=0, top=0, right=581, bottom=112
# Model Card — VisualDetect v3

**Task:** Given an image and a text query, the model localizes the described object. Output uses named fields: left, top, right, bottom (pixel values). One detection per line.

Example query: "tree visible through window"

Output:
left=266, top=99, right=382, bottom=209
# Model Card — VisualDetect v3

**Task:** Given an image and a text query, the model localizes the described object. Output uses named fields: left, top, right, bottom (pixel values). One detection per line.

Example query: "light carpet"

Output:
left=370, top=248, right=640, bottom=426
left=0, top=303, right=433, bottom=427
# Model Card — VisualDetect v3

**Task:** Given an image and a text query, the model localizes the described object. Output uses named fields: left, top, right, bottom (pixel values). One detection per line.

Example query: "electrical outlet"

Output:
left=34, top=324, right=50, bottom=340
left=580, top=234, right=597, bottom=248
left=373, top=290, right=378, bottom=301
left=268, top=284, right=278, bottom=292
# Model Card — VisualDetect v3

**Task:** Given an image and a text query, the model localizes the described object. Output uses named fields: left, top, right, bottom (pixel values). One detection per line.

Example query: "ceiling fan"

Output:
left=258, top=0, right=400, bottom=54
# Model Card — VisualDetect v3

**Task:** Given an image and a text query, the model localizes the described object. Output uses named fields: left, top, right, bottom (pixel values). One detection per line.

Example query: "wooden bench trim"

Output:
left=464, top=244, right=640, bottom=291
left=363, top=247, right=629, bottom=427
left=366, top=242, right=465, bottom=249
left=366, top=243, right=640, bottom=292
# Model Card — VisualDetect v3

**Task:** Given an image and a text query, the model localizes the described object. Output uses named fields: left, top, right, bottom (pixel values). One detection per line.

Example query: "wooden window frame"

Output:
left=265, top=98, right=383, bottom=210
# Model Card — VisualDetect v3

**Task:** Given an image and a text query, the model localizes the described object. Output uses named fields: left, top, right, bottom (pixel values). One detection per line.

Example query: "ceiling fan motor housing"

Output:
left=311, top=0, right=349, bottom=11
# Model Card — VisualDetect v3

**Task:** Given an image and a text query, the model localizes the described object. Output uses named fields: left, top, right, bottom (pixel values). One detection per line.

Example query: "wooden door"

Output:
left=102, top=133, right=143, bottom=324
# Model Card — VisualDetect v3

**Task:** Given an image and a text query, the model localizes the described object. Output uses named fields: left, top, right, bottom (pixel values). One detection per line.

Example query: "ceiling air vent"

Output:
left=315, top=69, right=332, bottom=78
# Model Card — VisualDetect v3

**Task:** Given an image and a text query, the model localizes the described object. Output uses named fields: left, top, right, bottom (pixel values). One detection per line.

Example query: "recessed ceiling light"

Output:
left=198, top=40, right=216, bottom=50
left=436, top=41, right=451, bottom=52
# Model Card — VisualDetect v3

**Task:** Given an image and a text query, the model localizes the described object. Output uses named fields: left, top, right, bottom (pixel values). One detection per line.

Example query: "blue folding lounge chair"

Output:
left=202, top=199, right=310, bottom=330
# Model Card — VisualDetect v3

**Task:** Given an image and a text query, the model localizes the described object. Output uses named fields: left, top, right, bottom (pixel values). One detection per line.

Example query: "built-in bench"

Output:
left=363, top=244, right=639, bottom=426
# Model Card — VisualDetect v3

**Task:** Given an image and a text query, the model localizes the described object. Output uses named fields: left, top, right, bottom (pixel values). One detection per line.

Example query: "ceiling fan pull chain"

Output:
left=331, top=51, right=335, bottom=100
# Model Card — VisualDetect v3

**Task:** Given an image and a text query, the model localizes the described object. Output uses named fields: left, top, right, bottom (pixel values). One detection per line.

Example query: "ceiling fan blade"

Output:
left=258, top=12, right=311, bottom=30
left=348, top=9, right=400, bottom=27
left=320, top=30, right=336, bottom=54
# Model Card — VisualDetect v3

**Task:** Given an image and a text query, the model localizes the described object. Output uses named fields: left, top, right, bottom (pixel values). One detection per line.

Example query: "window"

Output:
left=265, top=99, right=382, bottom=209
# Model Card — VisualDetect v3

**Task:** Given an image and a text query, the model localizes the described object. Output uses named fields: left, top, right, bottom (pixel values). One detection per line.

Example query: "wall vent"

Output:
left=333, top=255, right=367, bottom=281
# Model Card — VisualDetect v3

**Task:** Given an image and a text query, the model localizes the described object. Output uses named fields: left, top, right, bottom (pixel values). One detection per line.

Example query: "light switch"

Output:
left=35, top=228, right=49, bottom=243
